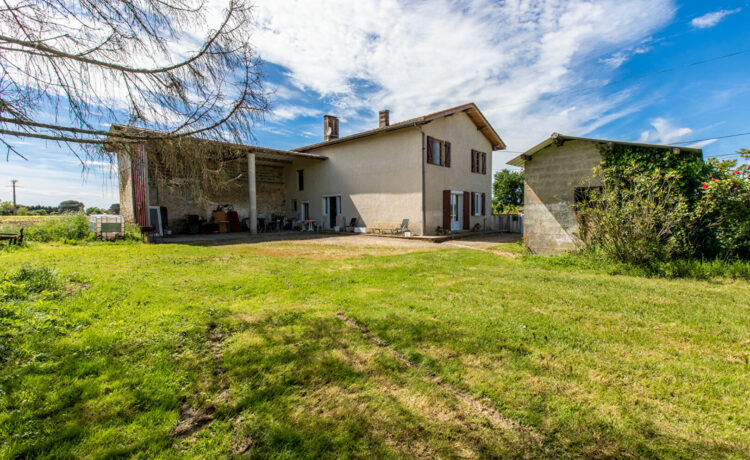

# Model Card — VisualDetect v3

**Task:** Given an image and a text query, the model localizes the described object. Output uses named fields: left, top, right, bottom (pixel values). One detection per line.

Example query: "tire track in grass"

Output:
left=334, top=312, right=541, bottom=444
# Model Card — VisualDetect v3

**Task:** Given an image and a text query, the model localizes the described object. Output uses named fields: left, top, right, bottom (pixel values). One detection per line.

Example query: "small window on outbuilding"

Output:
left=297, top=170, right=304, bottom=191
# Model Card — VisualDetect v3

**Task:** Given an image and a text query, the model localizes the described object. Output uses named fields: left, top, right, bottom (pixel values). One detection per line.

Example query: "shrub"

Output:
left=577, top=149, right=749, bottom=264
left=577, top=170, right=694, bottom=265
left=24, top=212, right=94, bottom=243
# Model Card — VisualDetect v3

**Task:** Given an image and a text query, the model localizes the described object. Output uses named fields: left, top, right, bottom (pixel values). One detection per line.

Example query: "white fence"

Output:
left=489, top=214, right=523, bottom=233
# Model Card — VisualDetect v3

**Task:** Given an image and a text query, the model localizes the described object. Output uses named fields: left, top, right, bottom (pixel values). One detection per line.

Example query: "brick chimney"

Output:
left=323, top=115, right=339, bottom=141
left=379, top=110, right=390, bottom=128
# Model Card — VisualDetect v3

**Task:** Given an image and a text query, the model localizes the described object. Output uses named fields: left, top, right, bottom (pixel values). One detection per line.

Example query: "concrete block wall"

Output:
left=523, top=140, right=602, bottom=255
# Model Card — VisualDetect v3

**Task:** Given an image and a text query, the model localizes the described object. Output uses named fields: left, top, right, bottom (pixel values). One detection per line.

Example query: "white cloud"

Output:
left=691, top=8, right=740, bottom=29
left=638, top=118, right=692, bottom=144
left=251, top=0, right=676, bottom=150
left=269, top=104, right=322, bottom=122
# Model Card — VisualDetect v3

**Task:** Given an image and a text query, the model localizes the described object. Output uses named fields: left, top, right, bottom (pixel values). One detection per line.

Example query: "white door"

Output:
left=450, top=193, right=462, bottom=231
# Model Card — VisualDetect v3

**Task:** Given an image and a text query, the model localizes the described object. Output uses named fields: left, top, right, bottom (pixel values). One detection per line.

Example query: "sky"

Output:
left=2, top=0, right=749, bottom=208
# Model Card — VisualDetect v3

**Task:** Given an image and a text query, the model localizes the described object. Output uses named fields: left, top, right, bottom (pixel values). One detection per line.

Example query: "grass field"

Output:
left=1, top=236, right=749, bottom=458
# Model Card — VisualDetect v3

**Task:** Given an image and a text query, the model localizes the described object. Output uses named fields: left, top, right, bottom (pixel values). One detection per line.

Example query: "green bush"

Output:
left=577, top=148, right=749, bottom=265
left=24, top=212, right=94, bottom=243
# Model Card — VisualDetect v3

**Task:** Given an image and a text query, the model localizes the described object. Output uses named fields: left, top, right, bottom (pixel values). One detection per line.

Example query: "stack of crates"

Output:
left=88, top=214, right=125, bottom=240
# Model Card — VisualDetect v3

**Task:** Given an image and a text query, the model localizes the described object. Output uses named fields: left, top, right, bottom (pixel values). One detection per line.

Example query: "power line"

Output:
left=671, top=131, right=750, bottom=146
left=494, top=48, right=750, bottom=110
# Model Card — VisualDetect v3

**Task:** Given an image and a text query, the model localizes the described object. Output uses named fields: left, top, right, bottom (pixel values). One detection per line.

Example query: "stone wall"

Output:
left=523, top=140, right=602, bottom=255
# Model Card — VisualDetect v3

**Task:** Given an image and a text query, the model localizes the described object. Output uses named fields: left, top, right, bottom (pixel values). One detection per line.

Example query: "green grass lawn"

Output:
left=1, top=240, right=749, bottom=458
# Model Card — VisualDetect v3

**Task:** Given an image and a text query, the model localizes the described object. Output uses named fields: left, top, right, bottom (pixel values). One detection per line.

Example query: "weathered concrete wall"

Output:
left=285, top=127, right=424, bottom=233
left=117, top=151, right=135, bottom=222
left=422, top=111, right=494, bottom=233
left=523, top=140, right=602, bottom=254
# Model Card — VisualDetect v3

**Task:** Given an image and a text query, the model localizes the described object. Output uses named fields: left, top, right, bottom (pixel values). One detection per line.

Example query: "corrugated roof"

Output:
left=294, top=103, right=506, bottom=152
left=506, top=133, right=703, bottom=167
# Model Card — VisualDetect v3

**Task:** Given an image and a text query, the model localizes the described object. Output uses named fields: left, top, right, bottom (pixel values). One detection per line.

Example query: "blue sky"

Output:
left=2, top=0, right=749, bottom=208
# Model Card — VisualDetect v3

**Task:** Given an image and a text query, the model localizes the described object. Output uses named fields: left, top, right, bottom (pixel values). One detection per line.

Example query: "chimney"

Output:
left=323, top=115, right=339, bottom=141
left=379, top=110, right=390, bottom=128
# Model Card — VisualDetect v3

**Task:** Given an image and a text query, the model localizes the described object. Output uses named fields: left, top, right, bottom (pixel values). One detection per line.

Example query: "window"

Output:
left=430, top=138, right=441, bottom=164
left=301, top=201, right=310, bottom=220
left=297, top=169, right=304, bottom=191
left=291, top=199, right=297, bottom=212
left=471, top=150, right=487, bottom=174
left=474, top=193, right=482, bottom=216
left=426, top=136, right=451, bottom=167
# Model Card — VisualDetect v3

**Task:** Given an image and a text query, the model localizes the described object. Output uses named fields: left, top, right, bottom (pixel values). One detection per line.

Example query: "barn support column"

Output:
left=131, top=143, right=150, bottom=227
left=247, top=152, right=257, bottom=234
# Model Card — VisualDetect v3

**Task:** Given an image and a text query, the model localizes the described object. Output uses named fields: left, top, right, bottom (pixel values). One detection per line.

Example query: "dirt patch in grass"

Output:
left=334, top=312, right=539, bottom=441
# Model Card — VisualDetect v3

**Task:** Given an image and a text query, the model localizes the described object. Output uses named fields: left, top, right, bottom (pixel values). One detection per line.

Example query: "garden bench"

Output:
left=0, top=228, right=24, bottom=245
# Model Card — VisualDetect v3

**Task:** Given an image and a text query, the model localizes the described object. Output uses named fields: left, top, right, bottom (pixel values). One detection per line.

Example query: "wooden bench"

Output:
left=367, top=220, right=408, bottom=235
left=0, top=228, right=24, bottom=245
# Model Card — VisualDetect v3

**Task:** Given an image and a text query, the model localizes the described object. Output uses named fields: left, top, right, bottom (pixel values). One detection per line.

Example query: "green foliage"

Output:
left=579, top=147, right=750, bottom=263
left=85, top=206, right=104, bottom=215
left=577, top=170, right=694, bottom=265
left=492, top=169, right=524, bottom=214
left=24, top=213, right=94, bottom=243
left=695, top=152, right=750, bottom=259
left=0, top=201, right=14, bottom=215
left=109, top=203, right=120, bottom=214
left=58, top=200, right=85, bottom=213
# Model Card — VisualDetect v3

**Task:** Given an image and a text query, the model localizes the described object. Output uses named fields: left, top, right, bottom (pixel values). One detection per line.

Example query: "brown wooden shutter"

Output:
left=426, top=136, right=433, bottom=164
left=481, top=152, right=487, bottom=174
left=481, top=193, right=486, bottom=216
left=444, top=142, right=451, bottom=167
left=463, top=192, right=470, bottom=229
left=442, top=190, right=451, bottom=229
left=470, top=192, right=475, bottom=215
left=471, top=150, right=476, bottom=172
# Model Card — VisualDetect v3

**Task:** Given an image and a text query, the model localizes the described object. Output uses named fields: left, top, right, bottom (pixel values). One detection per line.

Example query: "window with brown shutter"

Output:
left=462, top=192, right=470, bottom=229
left=444, top=142, right=451, bottom=167
left=481, top=152, right=487, bottom=174
left=442, top=190, right=451, bottom=229
left=470, top=192, right=475, bottom=215
left=426, top=136, right=434, bottom=164
left=481, top=193, right=486, bottom=215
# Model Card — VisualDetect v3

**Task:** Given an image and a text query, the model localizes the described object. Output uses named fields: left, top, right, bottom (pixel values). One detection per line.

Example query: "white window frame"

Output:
left=474, top=193, right=482, bottom=216
left=431, top=138, right=442, bottom=165
left=321, top=194, right=341, bottom=217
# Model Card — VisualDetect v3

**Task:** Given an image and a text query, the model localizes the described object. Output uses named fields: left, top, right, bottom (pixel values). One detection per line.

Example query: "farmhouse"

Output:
left=111, top=103, right=505, bottom=236
left=507, top=133, right=703, bottom=255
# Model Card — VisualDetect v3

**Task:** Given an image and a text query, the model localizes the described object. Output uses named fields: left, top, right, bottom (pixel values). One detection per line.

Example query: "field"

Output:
left=1, top=234, right=749, bottom=458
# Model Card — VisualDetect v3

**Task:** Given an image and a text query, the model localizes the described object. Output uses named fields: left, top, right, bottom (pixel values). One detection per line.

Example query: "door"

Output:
left=327, top=196, right=340, bottom=228
left=301, top=201, right=310, bottom=221
left=450, top=192, right=462, bottom=231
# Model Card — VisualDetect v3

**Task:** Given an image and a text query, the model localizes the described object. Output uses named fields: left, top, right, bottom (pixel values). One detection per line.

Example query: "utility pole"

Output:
left=11, top=179, right=18, bottom=216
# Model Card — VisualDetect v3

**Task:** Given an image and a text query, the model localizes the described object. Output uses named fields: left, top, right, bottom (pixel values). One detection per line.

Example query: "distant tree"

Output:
left=59, top=200, right=85, bottom=213
left=85, top=207, right=104, bottom=215
left=0, top=201, right=13, bottom=215
left=0, top=0, right=269, bottom=167
left=15, top=206, right=30, bottom=216
left=109, top=203, right=120, bottom=214
left=30, top=209, right=48, bottom=216
left=492, top=170, right=524, bottom=214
